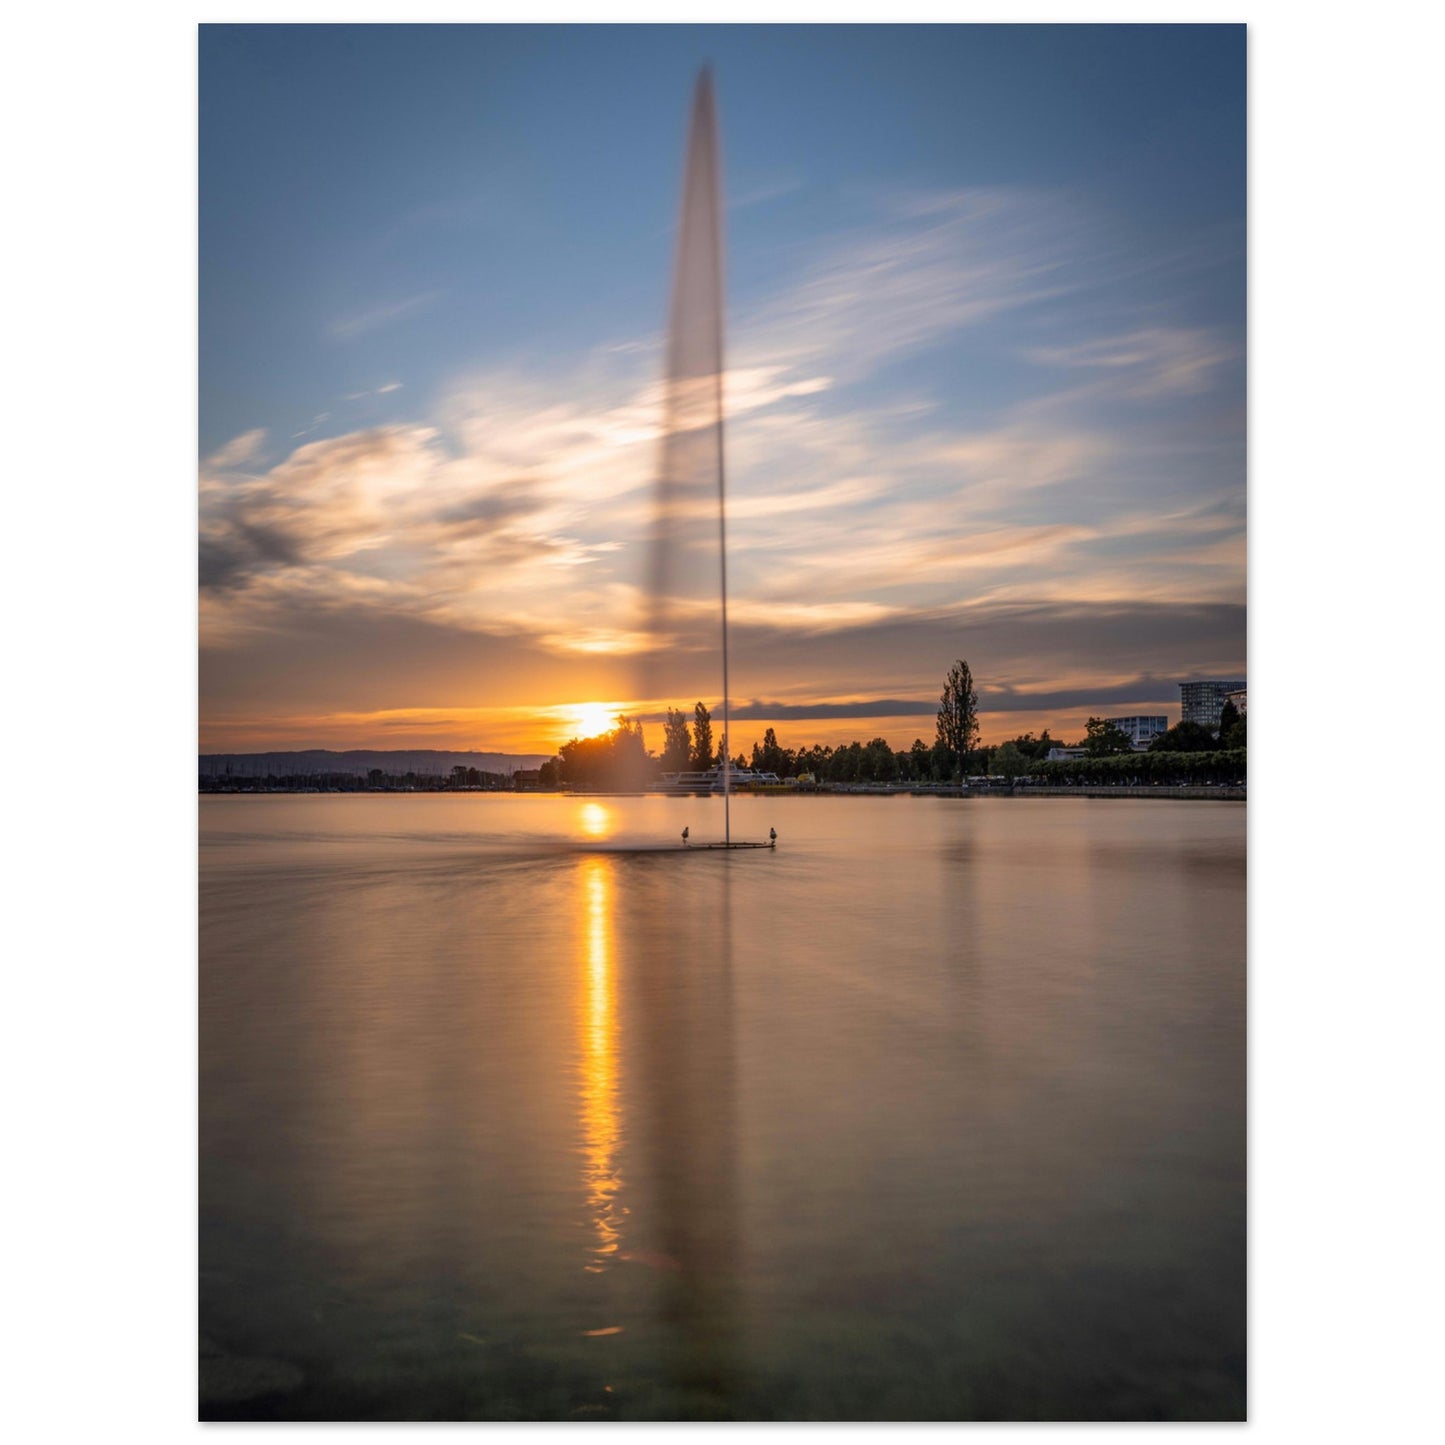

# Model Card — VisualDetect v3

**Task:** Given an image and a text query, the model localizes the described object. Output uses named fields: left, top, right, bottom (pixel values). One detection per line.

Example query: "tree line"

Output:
left=199, top=766, right=514, bottom=793
left=543, top=660, right=1245, bottom=789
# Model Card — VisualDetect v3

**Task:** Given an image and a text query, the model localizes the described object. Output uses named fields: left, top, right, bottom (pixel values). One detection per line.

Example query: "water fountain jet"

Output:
left=641, top=67, right=773, bottom=852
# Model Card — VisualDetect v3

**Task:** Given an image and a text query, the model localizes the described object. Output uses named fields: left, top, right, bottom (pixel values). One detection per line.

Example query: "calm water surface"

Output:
left=199, top=794, right=1245, bottom=1420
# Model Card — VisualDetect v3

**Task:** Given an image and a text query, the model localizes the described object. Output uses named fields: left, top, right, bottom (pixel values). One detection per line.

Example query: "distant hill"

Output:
left=198, top=749, right=552, bottom=779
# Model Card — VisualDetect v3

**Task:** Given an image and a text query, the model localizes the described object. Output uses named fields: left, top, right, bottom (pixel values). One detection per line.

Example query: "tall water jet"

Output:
left=642, top=67, right=738, bottom=845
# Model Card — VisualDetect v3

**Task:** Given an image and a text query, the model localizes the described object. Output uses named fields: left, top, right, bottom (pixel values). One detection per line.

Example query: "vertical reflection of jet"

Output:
left=578, top=856, right=624, bottom=1272
left=630, top=860, right=743, bottom=1415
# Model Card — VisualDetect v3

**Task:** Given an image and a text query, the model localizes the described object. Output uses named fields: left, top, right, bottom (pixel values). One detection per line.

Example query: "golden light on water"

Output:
left=579, top=802, right=612, bottom=840
left=578, top=856, right=623, bottom=1270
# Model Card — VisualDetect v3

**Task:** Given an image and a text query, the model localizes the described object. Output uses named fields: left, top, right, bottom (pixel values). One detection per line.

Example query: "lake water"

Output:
left=199, top=793, right=1246, bottom=1421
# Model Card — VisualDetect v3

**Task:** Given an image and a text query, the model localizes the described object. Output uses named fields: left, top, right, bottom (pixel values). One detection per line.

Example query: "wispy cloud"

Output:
left=730, top=175, right=804, bottom=210
left=205, top=428, right=267, bottom=469
left=1023, top=327, right=1236, bottom=397
left=343, top=381, right=404, bottom=401
left=737, top=189, right=1085, bottom=381
left=290, top=411, right=331, bottom=439
left=330, top=292, right=442, bottom=340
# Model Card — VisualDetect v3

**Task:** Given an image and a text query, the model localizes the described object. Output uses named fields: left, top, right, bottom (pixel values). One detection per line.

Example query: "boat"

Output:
left=658, top=767, right=784, bottom=794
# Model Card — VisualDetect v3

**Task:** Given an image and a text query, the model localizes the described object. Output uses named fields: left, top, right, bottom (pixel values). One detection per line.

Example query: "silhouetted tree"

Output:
left=930, top=737, right=954, bottom=782
left=691, top=702, right=715, bottom=770
left=1218, top=698, right=1240, bottom=740
left=991, top=740, right=1028, bottom=781
left=753, top=726, right=787, bottom=775
left=861, top=737, right=896, bottom=782
left=935, top=660, right=979, bottom=780
left=1084, top=717, right=1134, bottom=757
left=1002, top=730, right=1055, bottom=761
left=558, top=716, right=651, bottom=789
left=795, top=743, right=831, bottom=780
left=661, top=708, right=692, bottom=771
left=1149, top=720, right=1217, bottom=753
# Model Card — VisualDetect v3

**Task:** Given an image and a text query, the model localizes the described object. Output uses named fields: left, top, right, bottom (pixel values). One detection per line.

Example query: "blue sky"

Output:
left=199, top=24, right=1245, bottom=754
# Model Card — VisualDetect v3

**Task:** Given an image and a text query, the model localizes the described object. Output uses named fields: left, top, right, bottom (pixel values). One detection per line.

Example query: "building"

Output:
left=1102, top=715, right=1169, bottom=750
left=1226, top=687, right=1247, bottom=717
left=1045, top=746, right=1088, bottom=761
left=1180, top=679, right=1247, bottom=732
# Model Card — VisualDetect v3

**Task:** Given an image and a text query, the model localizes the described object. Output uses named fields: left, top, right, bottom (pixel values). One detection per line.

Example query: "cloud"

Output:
left=205, top=428, right=267, bottom=469
left=729, top=697, right=937, bottom=721
left=716, top=673, right=1190, bottom=723
left=290, top=411, right=331, bottom=439
left=343, top=381, right=404, bottom=401
left=736, top=189, right=1084, bottom=382
left=200, top=425, right=452, bottom=594
left=202, top=183, right=1244, bottom=748
left=730, top=175, right=803, bottom=210
left=330, top=292, right=441, bottom=339
left=1023, top=327, right=1236, bottom=397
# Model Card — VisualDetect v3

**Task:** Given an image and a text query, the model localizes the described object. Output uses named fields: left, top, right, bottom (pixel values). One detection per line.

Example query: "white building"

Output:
left=1103, top=715, right=1170, bottom=750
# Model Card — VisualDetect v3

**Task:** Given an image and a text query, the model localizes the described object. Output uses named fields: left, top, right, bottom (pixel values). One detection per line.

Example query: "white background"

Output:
left=4, top=2, right=1441, bottom=1440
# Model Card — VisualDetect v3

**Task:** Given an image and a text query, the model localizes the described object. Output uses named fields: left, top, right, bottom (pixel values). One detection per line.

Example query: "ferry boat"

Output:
left=659, top=766, right=782, bottom=794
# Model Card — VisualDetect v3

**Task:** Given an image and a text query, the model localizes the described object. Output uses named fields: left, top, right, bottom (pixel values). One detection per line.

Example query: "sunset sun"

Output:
left=569, top=702, right=618, bottom=740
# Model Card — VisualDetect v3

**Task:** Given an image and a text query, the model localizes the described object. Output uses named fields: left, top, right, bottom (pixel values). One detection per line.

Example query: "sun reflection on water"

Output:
left=578, top=856, right=624, bottom=1270
left=579, top=802, right=612, bottom=840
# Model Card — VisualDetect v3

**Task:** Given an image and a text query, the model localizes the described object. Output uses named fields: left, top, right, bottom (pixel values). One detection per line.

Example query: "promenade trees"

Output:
left=1032, top=749, right=1245, bottom=786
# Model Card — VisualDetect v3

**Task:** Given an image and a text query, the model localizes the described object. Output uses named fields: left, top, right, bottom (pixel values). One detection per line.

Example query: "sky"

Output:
left=199, top=23, right=1245, bottom=757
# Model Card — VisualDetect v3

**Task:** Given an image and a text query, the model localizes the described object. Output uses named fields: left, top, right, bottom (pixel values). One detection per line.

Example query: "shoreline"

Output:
left=200, top=784, right=1245, bottom=802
